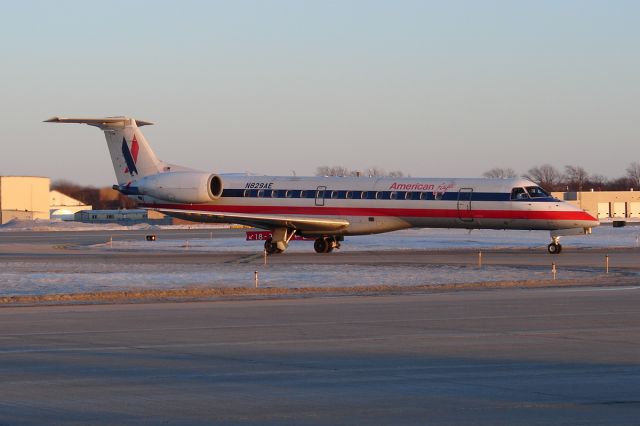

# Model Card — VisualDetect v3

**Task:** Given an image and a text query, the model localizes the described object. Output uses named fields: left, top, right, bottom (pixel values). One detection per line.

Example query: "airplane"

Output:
left=46, top=116, right=599, bottom=255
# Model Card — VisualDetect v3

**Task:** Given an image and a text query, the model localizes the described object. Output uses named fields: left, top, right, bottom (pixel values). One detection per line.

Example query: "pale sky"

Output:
left=0, top=0, right=638, bottom=186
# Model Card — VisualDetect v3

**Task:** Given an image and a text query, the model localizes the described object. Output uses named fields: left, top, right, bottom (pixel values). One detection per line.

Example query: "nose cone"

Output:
left=568, top=203, right=600, bottom=228
left=586, top=211, right=600, bottom=227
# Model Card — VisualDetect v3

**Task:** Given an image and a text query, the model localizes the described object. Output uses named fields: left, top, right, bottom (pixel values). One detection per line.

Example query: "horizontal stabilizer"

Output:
left=45, top=116, right=153, bottom=128
left=46, top=115, right=161, bottom=184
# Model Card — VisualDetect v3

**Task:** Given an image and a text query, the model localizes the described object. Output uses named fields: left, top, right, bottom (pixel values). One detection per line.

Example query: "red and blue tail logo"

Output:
left=121, top=135, right=139, bottom=176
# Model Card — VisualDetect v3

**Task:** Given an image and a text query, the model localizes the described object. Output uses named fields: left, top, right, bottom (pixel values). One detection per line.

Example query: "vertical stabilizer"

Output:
left=45, top=117, right=162, bottom=185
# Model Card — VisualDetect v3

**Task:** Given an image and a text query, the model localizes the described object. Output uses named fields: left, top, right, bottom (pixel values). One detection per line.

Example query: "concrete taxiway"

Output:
left=0, top=228, right=639, bottom=423
left=0, top=288, right=639, bottom=424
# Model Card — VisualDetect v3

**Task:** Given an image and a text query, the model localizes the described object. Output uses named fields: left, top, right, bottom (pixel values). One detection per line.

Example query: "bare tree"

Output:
left=366, top=166, right=387, bottom=177
left=316, top=166, right=406, bottom=178
left=315, top=166, right=351, bottom=177
left=586, top=174, right=608, bottom=191
left=607, top=177, right=631, bottom=191
left=626, top=162, right=640, bottom=189
left=523, top=164, right=563, bottom=191
left=564, top=165, right=589, bottom=191
left=482, top=167, right=517, bottom=179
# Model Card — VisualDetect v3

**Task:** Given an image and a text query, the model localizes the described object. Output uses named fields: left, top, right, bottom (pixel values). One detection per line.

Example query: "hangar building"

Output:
left=49, top=190, right=92, bottom=220
left=0, top=176, right=51, bottom=224
left=553, top=191, right=640, bottom=220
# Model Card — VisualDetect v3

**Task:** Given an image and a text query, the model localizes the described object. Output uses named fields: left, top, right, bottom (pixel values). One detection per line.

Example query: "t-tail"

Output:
left=45, top=116, right=165, bottom=185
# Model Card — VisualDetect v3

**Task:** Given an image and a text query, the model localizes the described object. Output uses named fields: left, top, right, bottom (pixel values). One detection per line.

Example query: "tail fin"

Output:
left=45, top=116, right=163, bottom=185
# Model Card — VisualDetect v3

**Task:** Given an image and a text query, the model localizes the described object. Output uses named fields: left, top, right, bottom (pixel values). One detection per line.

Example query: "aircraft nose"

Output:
left=582, top=211, right=600, bottom=228
left=586, top=210, right=599, bottom=223
left=563, top=201, right=599, bottom=228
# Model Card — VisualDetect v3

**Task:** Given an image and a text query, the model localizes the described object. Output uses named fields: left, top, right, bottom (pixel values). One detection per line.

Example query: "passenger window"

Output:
left=285, top=190, right=294, bottom=198
left=405, top=192, right=413, bottom=200
left=345, top=191, right=353, bottom=199
left=243, top=189, right=249, bottom=197
left=390, top=191, right=398, bottom=200
left=420, top=192, right=428, bottom=200
left=331, top=191, right=339, bottom=199
left=257, top=189, right=265, bottom=197
left=434, top=193, right=443, bottom=200
left=511, top=187, right=529, bottom=200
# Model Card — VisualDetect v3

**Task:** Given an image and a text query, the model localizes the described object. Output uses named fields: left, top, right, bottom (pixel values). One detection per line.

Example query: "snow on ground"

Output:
left=0, top=260, right=608, bottom=296
left=0, top=222, right=637, bottom=296
left=92, top=225, right=640, bottom=253
left=0, top=218, right=230, bottom=232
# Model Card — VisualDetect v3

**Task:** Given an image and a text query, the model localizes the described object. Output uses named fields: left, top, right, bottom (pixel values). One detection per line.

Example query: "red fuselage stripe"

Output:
left=144, top=203, right=596, bottom=222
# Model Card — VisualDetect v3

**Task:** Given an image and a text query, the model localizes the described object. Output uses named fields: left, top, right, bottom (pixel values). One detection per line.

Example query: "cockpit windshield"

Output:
left=525, top=186, right=550, bottom=198
left=510, top=187, right=529, bottom=200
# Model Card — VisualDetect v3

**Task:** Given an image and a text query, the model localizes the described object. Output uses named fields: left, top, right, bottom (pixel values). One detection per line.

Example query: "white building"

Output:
left=552, top=190, right=640, bottom=220
left=49, top=190, right=92, bottom=220
left=0, top=176, right=50, bottom=224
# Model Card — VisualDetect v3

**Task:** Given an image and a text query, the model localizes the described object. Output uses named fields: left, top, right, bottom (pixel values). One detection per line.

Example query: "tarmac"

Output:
left=0, top=228, right=638, bottom=424
left=0, top=288, right=639, bottom=424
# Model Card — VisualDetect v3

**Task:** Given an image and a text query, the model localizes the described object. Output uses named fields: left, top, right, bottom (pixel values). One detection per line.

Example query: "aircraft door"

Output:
left=315, top=186, right=326, bottom=206
left=457, top=188, right=473, bottom=222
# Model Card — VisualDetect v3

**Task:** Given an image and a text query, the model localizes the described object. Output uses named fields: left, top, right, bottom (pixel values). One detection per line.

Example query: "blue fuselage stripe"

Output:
left=220, top=188, right=556, bottom=203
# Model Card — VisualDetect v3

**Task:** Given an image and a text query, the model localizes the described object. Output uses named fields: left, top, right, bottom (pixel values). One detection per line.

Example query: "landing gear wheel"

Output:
left=264, top=238, right=280, bottom=255
left=547, top=243, right=562, bottom=254
left=314, top=237, right=330, bottom=254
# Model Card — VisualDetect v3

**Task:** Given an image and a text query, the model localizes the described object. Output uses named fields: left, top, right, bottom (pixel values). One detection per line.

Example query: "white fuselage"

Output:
left=139, top=175, right=599, bottom=236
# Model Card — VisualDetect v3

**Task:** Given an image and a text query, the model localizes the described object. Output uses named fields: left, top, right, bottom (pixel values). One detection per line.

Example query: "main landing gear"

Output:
left=263, top=228, right=342, bottom=255
left=547, top=236, right=562, bottom=254
left=313, top=236, right=340, bottom=254
left=265, top=235, right=341, bottom=254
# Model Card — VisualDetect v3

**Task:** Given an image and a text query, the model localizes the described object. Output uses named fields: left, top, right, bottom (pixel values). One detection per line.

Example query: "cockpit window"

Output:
left=525, top=186, right=550, bottom=198
left=510, top=187, right=529, bottom=200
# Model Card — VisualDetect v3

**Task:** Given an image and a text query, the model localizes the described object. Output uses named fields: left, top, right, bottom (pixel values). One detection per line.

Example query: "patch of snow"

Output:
left=0, top=260, right=608, bottom=296
left=1, top=224, right=637, bottom=297
left=0, top=218, right=230, bottom=232
left=92, top=226, right=640, bottom=253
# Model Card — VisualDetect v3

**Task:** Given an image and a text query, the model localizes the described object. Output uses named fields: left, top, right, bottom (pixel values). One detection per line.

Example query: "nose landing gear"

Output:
left=547, top=236, right=562, bottom=254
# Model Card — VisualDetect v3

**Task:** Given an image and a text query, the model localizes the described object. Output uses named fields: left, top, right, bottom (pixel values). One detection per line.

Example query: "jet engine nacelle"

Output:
left=136, top=171, right=223, bottom=203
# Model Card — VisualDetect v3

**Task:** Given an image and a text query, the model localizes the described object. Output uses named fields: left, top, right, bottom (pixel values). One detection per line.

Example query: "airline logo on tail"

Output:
left=122, top=135, right=139, bottom=176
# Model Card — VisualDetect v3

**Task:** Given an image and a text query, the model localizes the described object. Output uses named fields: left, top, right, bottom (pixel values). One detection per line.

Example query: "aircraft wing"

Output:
left=150, top=207, right=350, bottom=232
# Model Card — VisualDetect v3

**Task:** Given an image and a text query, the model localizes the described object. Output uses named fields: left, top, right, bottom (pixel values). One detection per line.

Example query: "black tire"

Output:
left=547, top=243, right=560, bottom=254
left=314, top=238, right=329, bottom=254
left=264, top=238, right=279, bottom=255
